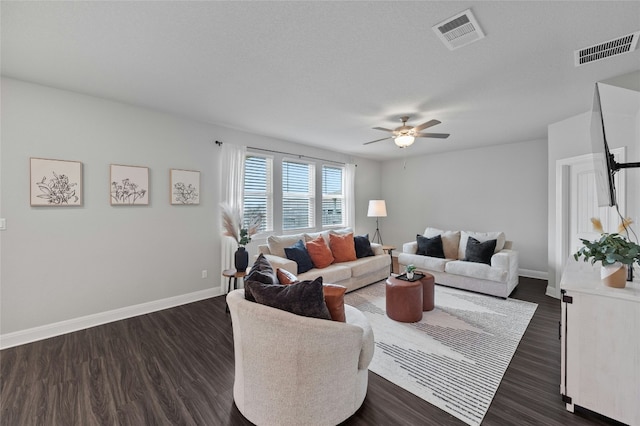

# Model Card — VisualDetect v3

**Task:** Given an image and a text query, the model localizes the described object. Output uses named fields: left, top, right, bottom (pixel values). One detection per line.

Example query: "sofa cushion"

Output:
left=246, top=277, right=332, bottom=320
left=458, top=230, right=506, bottom=259
left=277, top=268, right=298, bottom=284
left=398, top=253, right=449, bottom=273
left=343, top=254, right=390, bottom=278
left=305, top=228, right=353, bottom=245
left=464, top=237, right=496, bottom=265
left=306, top=235, right=335, bottom=269
left=354, top=234, right=375, bottom=258
left=267, top=233, right=306, bottom=258
left=304, top=230, right=331, bottom=245
left=284, top=240, right=314, bottom=274
left=329, top=232, right=357, bottom=262
left=444, top=260, right=508, bottom=283
left=298, top=264, right=352, bottom=283
left=323, top=283, right=347, bottom=322
left=424, top=227, right=460, bottom=259
left=417, top=234, right=445, bottom=258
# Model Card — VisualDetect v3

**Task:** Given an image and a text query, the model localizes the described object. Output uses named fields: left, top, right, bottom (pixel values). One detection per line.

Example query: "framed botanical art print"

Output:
left=110, top=164, right=149, bottom=205
left=30, top=157, right=83, bottom=206
left=170, top=169, right=200, bottom=205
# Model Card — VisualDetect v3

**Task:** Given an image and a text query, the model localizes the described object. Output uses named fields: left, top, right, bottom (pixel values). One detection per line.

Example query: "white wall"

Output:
left=547, top=82, right=640, bottom=296
left=379, top=140, right=549, bottom=275
left=0, top=78, right=380, bottom=343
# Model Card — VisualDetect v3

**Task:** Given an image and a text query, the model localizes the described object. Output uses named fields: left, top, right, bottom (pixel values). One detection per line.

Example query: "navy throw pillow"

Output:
left=246, top=277, right=332, bottom=320
left=464, top=237, right=497, bottom=265
left=284, top=239, right=314, bottom=274
left=416, top=234, right=445, bottom=258
left=354, top=234, right=374, bottom=258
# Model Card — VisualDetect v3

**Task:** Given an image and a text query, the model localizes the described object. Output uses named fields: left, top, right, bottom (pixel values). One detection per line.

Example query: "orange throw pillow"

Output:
left=329, top=232, right=357, bottom=263
left=277, top=268, right=298, bottom=284
left=306, top=235, right=335, bottom=269
left=323, top=284, right=347, bottom=322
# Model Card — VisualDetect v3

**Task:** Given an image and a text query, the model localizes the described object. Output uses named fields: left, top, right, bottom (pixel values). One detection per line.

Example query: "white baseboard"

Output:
left=0, top=287, right=222, bottom=350
left=545, top=285, right=560, bottom=299
left=519, top=269, right=549, bottom=280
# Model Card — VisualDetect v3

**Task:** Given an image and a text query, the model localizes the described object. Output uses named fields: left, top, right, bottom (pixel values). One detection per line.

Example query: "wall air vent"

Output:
left=575, top=31, right=639, bottom=66
left=432, top=9, right=485, bottom=51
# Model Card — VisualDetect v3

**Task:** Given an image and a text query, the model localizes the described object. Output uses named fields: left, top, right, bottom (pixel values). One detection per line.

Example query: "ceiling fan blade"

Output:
left=415, top=133, right=450, bottom=139
left=363, top=136, right=393, bottom=145
left=413, top=119, right=441, bottom=132
left=372, top=126, right=394, bottom=133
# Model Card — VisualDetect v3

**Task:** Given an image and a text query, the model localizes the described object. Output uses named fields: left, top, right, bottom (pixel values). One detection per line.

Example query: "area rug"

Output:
left=345, top=281, right=537, bottom=426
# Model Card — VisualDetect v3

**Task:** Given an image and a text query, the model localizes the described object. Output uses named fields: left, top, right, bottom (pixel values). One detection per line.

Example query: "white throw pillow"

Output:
left=267, top=233, right=306, bottom=258
left=304, top=227, right=353, bottom=246
left=458, top=230, right=506, bottom=260
left=423, top=227, right=461, bottom=259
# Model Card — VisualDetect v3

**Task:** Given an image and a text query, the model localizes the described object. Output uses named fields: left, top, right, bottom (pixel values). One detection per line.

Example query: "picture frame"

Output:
left=110, top=164, right=149, bottom=205
left=30, top=157, right=83, bottom=206
left=170, top=169, right=200, bottom=205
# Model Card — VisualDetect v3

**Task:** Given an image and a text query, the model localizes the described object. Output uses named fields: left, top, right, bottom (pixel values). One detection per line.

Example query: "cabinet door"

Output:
left=564, top=291, right=640, bottom=425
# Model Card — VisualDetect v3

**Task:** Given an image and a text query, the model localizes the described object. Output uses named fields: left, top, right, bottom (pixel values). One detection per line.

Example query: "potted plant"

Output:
left=406, top=264, right=417, bottom=280
left=221, top=203, right=263, bottom=272
left=574, top=218, right=640, bottom=288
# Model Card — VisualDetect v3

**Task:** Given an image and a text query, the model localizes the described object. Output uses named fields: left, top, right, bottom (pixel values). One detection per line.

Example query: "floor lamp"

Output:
left=367, top=200, right=387, bottom=245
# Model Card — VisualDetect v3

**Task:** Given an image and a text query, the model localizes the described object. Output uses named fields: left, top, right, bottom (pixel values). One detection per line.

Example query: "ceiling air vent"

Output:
left=575, top=31, right=639, bottom=66
left=432, top=9, right=485, bottom=51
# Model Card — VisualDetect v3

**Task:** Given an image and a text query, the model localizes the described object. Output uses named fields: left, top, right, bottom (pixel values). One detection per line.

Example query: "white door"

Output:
left=568, top=158, right=623, bottom=254
left=556, top=148, right=626, bottom=292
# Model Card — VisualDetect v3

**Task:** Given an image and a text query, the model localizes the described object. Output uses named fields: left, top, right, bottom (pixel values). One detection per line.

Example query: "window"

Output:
left=282, top=160, right=315, bottom=230
left=243, top=155, right=273, bottom=232
left=322, top=165, right=345, bottom=226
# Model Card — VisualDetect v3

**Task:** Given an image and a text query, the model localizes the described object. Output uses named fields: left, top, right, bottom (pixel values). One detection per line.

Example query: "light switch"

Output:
left=0, top=218, right=5, bottom=230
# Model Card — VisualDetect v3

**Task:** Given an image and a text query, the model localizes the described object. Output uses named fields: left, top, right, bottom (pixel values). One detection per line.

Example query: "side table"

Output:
left=381, top=245, right=396, bottom=274
left=223, top=269, right=247, bottom=312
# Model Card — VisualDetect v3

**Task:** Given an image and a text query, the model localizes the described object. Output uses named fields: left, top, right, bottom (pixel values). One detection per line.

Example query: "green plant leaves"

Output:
left=574, top=233, right=640, bottom=266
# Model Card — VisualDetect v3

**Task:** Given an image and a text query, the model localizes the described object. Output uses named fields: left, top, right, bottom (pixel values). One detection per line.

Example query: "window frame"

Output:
left=321, top=164, right=346, bottom=228
left=243, top=154, right=274, bottom=233
left=281, top=158, right=316, bottom=232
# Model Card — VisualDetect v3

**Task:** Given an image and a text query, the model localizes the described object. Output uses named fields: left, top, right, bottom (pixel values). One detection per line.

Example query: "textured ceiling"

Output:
left=2, top=1, right=639, bottom=160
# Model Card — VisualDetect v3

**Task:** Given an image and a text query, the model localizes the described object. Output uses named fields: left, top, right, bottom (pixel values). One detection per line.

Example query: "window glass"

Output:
left=243, top=155, right=272, bottom=232
left=282, top=160, right=315, bottom=230
left=322, top=166, right=344, bottom=226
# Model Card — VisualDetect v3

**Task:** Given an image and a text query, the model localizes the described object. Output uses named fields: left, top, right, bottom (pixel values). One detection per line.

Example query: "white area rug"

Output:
left=345, top=281, right=537, bottom=426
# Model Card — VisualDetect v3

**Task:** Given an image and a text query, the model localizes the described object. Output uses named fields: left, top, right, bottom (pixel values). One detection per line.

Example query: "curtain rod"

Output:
left=249, top=146, right=347, bottom=165
left=215, top=140, right=347, bottom=166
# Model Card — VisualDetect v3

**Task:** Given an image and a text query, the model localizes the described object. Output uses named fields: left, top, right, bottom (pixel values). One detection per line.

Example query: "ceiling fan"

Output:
left=364, top=116, right=449, bottom=148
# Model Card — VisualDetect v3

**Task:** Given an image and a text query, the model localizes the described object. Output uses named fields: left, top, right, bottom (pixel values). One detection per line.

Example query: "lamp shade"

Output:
left=367, top=200, right=387, bottom=217
left=394, top=134, right=415, bottom=148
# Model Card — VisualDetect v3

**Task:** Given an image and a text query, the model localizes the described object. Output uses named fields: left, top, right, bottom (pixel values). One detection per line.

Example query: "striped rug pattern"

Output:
left=345, top=281, right=537, bottom=426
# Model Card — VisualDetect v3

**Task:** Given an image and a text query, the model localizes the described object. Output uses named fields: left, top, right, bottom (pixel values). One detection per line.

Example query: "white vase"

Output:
left=600, top=262, right=627, bottom=288
left=406, top=271, right=414, bottom=280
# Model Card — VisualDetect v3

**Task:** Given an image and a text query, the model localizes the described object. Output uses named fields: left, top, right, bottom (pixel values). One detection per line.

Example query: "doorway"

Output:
left=554, top=148, right=626, bottom=297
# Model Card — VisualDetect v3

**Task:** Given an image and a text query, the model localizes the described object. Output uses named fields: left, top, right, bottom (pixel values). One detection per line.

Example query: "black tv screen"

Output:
left=590, top=83, right=617, bottom=207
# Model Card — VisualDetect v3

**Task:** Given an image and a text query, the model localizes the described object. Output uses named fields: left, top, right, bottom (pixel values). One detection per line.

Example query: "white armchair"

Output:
left=227, top=289, right=374, bottom=426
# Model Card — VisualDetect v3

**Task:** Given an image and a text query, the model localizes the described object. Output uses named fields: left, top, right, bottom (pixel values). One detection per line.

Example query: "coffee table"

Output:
left=385, top=272, right=436, bottom=322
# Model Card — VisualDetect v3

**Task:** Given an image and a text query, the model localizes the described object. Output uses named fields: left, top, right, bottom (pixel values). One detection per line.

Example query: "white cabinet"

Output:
left=560, top=260, right=640, bottom=425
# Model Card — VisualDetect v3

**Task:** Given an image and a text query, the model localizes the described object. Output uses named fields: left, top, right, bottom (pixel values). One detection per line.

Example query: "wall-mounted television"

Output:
left=590, top=82, right=640, bottom=207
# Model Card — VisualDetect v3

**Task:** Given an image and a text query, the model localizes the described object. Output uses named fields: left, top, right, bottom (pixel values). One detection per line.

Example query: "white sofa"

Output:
left=227, top=289, right=374, bottom=426
left=256, top=230, right=391, bottom=293
left=398, top=228, right=519, bottom=298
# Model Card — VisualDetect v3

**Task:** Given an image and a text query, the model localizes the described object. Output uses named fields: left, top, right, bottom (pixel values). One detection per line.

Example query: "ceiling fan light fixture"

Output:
left=395, top=134, right=415, bottom=148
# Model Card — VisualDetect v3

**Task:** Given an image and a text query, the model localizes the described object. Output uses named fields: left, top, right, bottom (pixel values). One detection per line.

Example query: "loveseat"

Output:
left=398, top=227, right=519, bottom=298
left=227, top=288, right=374, bottom=425
left=256, top=229, right=391, bottom=293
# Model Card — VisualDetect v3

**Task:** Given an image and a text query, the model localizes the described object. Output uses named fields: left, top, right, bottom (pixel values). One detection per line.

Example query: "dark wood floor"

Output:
left=1, top=277, right=618, bottom=425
